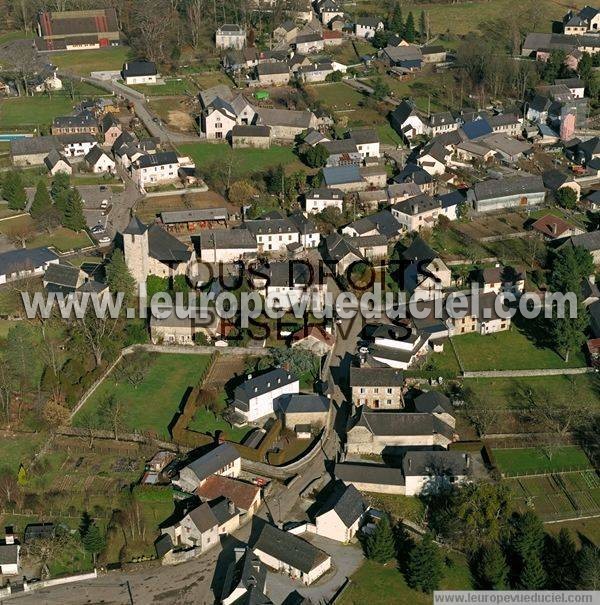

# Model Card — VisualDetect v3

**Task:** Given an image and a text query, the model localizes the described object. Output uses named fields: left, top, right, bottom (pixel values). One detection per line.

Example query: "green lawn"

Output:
left=178, top=142, right=305, bottom=177
left=131, top=78, right=197, bottom=97
left=0, top=96, right=77, bottom=130
left=340, top=555, right=472, bottom=605
left=0, top=30, right=34, bottom=45
left=30, top=227, right=93, bottom=252
left=494, top=446, right=592, bottom=476
left=188, top=407, right=250, bottom=443
left=364, top=492, right=426, bottom=523
left=306, top=82, right=365, bottom=109
left=74, top=353, right=212, bottom=440
left=449, top=327, right=587, bottom=371
left=0, top=432, right=45, bottom=473
left=50, top=46, right=131, bottom=76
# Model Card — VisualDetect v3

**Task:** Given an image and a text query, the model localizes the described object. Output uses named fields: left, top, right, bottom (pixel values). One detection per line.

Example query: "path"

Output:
left=462, top=367, right=593, bottom=378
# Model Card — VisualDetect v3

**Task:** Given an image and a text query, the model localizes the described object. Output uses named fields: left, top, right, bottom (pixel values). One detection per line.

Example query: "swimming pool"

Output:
left=0, top=133, right=33, bottom=142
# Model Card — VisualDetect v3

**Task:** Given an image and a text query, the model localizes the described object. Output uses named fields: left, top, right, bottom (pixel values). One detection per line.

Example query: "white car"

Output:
left=97, top=236, right=111, bottom=245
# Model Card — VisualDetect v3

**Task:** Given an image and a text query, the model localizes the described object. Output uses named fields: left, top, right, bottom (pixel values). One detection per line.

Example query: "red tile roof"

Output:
left=531, top=214, right=574, bottom=238
left=196, top=475, right=260, bottom=511
left=291, top=325, right=335, bottom=347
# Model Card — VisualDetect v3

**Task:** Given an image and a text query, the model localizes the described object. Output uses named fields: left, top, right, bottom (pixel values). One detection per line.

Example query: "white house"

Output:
left=58, top=133, right=97, bottom=158
left=402, top=451, right=472, bottom=496
left=0, top=248, right=59, bottom=285
left=253, top=523, right=332, bottom=586
left=197, top=229, right=258, bottom=263
left=314, top=483, right=369, bottom=542
left=304, top=187, right=344, bottom=214
left=84, top=145, right=116, bottom=174
left=368, top=323, right=430, bottom=370
left=131, top=151, right=180, bottom=190
left=233, top=368, right=299, bottom=422
left=289, top=211, right=320, bottom=248
left=173, top=443, right=241, bottom=493
left=122, top=60, right=158, bottom=85
left=216, top=24, right=246, bottom=50
left=246, top=216, right=300, bottom=253
left=355, top=17, right=384, bottom=39
left=350, top=128, right=380, bottom=159
left=391, top=194, right=443, bottom=233
left=391, top=101, right=428, bottom=141
left=44, top=149, right=72, bottom=176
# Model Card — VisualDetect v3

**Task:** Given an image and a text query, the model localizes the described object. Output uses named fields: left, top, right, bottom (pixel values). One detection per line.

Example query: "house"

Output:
left=322, top=138, right=362, bottom=167
left=231, top=125, right=271, bottom=149
left=216, top=24, right=246, bottom=50
left=402, top=237, right=452, bottom=300
left=322, top=165, right=366, bottom=192
left=101, top=114, right=122, bottom=146
left=278, top=393, right=331, bottom=431
left=481, top=265, right=526, bottom=296
left=584, top=190, right=600, bottom=211
left=196, top=475, right=262, bottom=516
left=84, top=145, right=115, bottom=174
left=131, top=152, right=180, bottom=189
left=149, top=309, right=230, bottom=345
left=421, top=45, right=447, bottom=64
left=58, top=133, right=97, bottom=158
left=417, top=142, right=449, bottom=176
left=413, top=391, right=455, bottom=427
left=556, top=77, right=586, bottom=98
left=295, top=33, right=325, bottom=54
left=123, top=216, right=194, bottom=286
left=291, top=325, right=335, bottom=356
left=381, top=45, right=422, bottom=70
left=29, top=66, right=63, bottom=93
left=297, top=61, right=338, bottom=83
left=563, top=6, right=600, bottom=33
left=543, top=169, right=581, bottom=201
left=246, top=215, right=300, bottom=253
left=173, top=443, right=241, bottom=493
left=323, top=232, right=364, bottom=275
left=304, top=187, right=344, bottom=214
left=390, top=100, right=428, bottom=141
left=323, top=29, right=344, bottom=46
left=233, top=368, right=299, bottom=422
left=51, top=111, right=98, bottom=136
left=350, top=128, right=380, bottom=159
left=479, top=133, right=532, bottom=164
left=367, top=323, right=430, bottom=370
left=0, top=247, right=59, bottom=285
left=487, top=113, right=522, bottom=136
left=454, top=140, right=496, bottom=164
left=197, top=228, right=257, bottom=263
left=35, top=8, right=121, bottom=51
left=345, top=408, right=456, bottom=454
left=349, top=366, right=405, bottom=409
left=255, top=107, right=317, bottom=140
left=560, top=230, right=600, bottom=263
left=402, top=451, right=472, bottom=496
left=448, top=291, right=512, bottom=335
left=438, top=189, right=467, bottom=222
left=343, top=209, right=401, bottom=240
left=121, top=60, right=158, bottom=85
left=0, top=528, right=20, bottom=576
left=202, top=94, right=257, bottom=140
left=256, top=62, right=290, bottom=86
left=335, top=462, right=406, bottom=495
left=221, top=547, right=270, bottom=605
left=274, top=20, right=298, bottom=44
left=355, top=17, right=384, bottom=39
left=10, top=135, right=62, bottom=166
left=387, top=182, right=422, bottom=204
left=532, top=214, right=584, bottom=240
left=43, top=262, right=87, bottom=295
left=350, top=235, right=388, bottom=263
left=314, top=482, right=369, bottom=542
left=391, top=194, right=442, bottom=233
left=393, top=163, right=435, bottom=195
left=467, top=175, right=545, bottom=212
left=252, top=523, right=332, bottom=585
left=318, top=0, right=344, bottom=25
left=288, top=212, right=320, bottom=248
left=44, top=148, right=72, bottom=175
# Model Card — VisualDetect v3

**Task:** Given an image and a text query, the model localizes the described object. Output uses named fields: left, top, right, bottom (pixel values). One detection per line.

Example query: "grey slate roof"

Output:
left=414, top=391, right=453, bottom=414
left=317, top=482, right=367, bottom=527
left=402, top=235, right=438, bottom=262
left=353, top=409, right=454, bottom=439
left=0, top=543, right=19, bottom=565
left=221, top=547, right=270, bottom=605
left=43, top=263, right=81, bottom=289
left=188, top=502, right=219, bottom=532
left=323, top=165, right=363, bottom=186
left=234, top=368, right=298, bottom=410
left=392, top=194, right=441, bottom=215
left=135, top=151, right=178, bottom=169
left=279, top=393, right=330, bottom=414
left=161, top=208, right=228, bottom=224
left=306, top=187, right=343, bottom=200
left=349, top=366, right=404, bottom=387
left=471, top=175, right=545, bottom=201
left=335, top=462, right=405, bottom=486
left=147, top=224, right=192, bottom=263
left=11, top=135, right=61, bottom=157
left=184, top=443, right=240, bottom=484
left=232, top=124, right=270, bottom=138
left=252, top=523, right=329, bottom=574
left=122, top=60, right=157, bottom=78
left=563, top=230, right=600, bottom=252
left=198, top=228, right=257, bottom=250
left=0, top=247, right=58, bottom=277
left=44, top=148, right=71, bottom=171
left=123, top=215, right=147, bottom=236
left=402, top=450, right=471, bottom=477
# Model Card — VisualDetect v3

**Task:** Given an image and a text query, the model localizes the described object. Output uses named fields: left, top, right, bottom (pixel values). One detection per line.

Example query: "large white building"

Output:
left=304, top=188, right=344, bottom=214
left=130, top=151, right=180, bottom=190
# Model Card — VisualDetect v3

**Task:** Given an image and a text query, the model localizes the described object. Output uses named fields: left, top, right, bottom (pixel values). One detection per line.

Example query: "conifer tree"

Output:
left=30, top=180, right=52, bottom=219
left=106, top=248, right=136, bottom=303
left=2, top=171, right=27, bottom=210
left=519, top=554, right=546, bottom=590
left=82, top=523, right=105, bottom=566
left=404, top=12, right=416, bottom=42
left=364, top=515, right=396, bottom=564
left=63, top=187, right=86, bottom=231
left=406, top=534, right=443, bottom=593
left=476, top=543, right=509, bottom=589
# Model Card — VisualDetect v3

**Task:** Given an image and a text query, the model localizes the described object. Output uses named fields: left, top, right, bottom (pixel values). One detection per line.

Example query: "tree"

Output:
left=6, top=323, right=35, bottom=399
left=71, top=308, right=121, bottom=368
left=577, top=545, right=600, bottom=590
left=17, top=464, right=27, bottom=486
left=63, top=187, right=86, bottom=231
left=266, top=164, right=285, bottom=196
left=114, top=351, right=152, bottom=389
left=325, top=69, right=343, bottom=82
left=5, top=222, right=35, bottom=249
left=51, top=171, right=71, bottom=214
left=364, top=515, right=396, bottom=563
left=371, top=29, right=392, bottom=49
left=0, top=472, right=22, bottom=507
left=404, top=12, right=416, bottom=43
left=2, top=171, right=26, bottom=210
left=106, top=249, right=136, bottom=304
left=511, top=511, right=545, bottom=560
left=146, top=275, right=169, bottom=301
left=388, top=2, right=404, bottom=37
left=228, top=179, right=258, bottom=205
left=130, top=0, right=179, bottom=64
left=42, top=401, right=70, bottom=428
left=98, top=393, right=125, bottom=440
left=405, top=534, right=443, bottom=593
left=475, top=543, right=509, bottom=589
left=519, top=554, right=546, bottom=589
left=303, top=143, right=329, bottom=168
left=544, top=528, right=577, bottom=589
left=544, top=49, right=567, bottom=82
left=82, top=523, right=105, bottom=566
left=555, top=186, right=578, bottom=210
left=372, top=77, right=391, bottom=101
left=30, top=179, right=60, bottom=231
left=419, top=10, right=429, bottom=42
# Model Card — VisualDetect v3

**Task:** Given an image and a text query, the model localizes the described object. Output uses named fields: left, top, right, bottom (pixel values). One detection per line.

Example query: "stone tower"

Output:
left=123, top=216, right=149, bottom=293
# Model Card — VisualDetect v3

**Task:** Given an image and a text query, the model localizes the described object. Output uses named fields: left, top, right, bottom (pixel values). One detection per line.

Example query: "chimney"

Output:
left=412, top=204, right=418, bottom=214
left=465, top=453, right=471, bottom=468
left=551, top=221, right=558, bottom=236
left=590, top=275, right=596, bottom=285
left=228, top=500, right=236, bottom=515
left=407, top=457, right=411, bottom=470
left=247, top=374, right=253, bottom=380
left=4, top=527, right=14, bottom=545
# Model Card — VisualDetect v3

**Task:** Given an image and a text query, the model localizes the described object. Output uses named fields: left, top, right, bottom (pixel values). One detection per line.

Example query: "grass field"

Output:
left=75, top=353, right=212, bottom=439
left=340, top=555, right=473, bottom=605
left=546, top=517, right=600, bottom=546
left=0, top=432, right=45, bottom=473
left=178, top=142, right=306, bottom=177
left=494, top=446, right=592, bottom=476
left=131, top=78, right=197, bottom=97
left=187, top=407, right=250, bottom=442
left=0, top=96, right=77, bottom=130
left=306, top=82, right=366, bottom=109
left=50, top=46, right=130, bottom=76
left=363, top=492, right=426, bottom=523
left=447, top=327, right=587, bottom=371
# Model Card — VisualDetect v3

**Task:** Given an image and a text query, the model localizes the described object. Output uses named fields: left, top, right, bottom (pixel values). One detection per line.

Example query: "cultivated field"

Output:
left=494, top=446, right=593, bottom=477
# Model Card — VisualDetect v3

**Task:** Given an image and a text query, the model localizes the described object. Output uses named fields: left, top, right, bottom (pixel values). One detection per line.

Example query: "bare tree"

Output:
left=0, top=473, right=22, bottom=508
left=5, top=224, right=36, bottom=249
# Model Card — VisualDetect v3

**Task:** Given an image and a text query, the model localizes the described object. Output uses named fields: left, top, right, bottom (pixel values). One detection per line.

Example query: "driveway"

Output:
left=263, top=533, right=364, bottom=604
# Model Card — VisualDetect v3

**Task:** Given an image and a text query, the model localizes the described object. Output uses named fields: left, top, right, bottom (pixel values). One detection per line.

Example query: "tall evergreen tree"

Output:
left=406, top=534, right=444, bottom=594
left=30, top=180, right=53, bottom=219
left=577, top=545, right=600, bottom=590
left=544, top=529, right=577, bottom=589
left=364, top=515, right=396, bottom=563
left=63, top=187, right=86, bottom=231
left=475, top=543, right=509, bottom=589
left=511, top=511, right=545, bottom=561
left=519, top=554, right=547, bottom=590
left=404, top=12, right=416, bottom=43
left=51, top=171, right=71, bottom=216
left=419, top=10, right=428, bottom=42
left=388, top=3, right=404, bottom=36
left=106, top=248, right=136, bottom=303
left=82, top=523, right=105, bottom=565
left=2, top=171, right=27, bottom=210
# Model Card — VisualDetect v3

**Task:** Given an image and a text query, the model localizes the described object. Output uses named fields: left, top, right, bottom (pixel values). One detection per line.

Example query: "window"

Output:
left=387, top=388, right=392, bottom=394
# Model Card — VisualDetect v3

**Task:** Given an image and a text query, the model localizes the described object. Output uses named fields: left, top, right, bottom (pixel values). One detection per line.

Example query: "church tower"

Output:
left=123, top=216, right=149, bottom=293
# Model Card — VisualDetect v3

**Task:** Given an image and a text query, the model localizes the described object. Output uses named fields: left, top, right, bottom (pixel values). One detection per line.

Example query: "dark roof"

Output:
left=232, top=124, right=270, bottom=138
left=102, top=113, right=120, bottom=132
left=122, top=60, right=158, bottom=78
left=147, top=224, right=192, bottom=263
left=288, top=211, right=318, bottom=236
left=53, top=111, right=97, bottom=129
left=471, top=175, right=545, bottom=201
left=414, top=391, right=453, bottom=414
left=11, top=135, right=61, bottom=157
left=257, top=62, right=290, bottom=76
left=210, top=497, right=239, bottom=525
left=123, top=215, right=147, bottom=236
left=221, top=547, right=270, bottom=605
left=401, top=235, right=438, bottom=262
left=356, top=17, right=383, bottom=27
left=462, top=118, right=493, bottom=140
left=84, top=145, right=108, bottom=165
left=38, top=8, right=119, bottom=38
left=58, top=133, right=97, bottom=145
left=252, top=523, right=329, bottom=574
left=43, top=263, right=81, bottom=289
left=135, top=151, right=178, bottom=169
left=542, top=169, right=572, bottom=190
left=421, top=45, right=445, bottom=55
left=394, top=163, right=432, bottom=185
left=0, top=543, right=19, bottom=565
left=349, top=366, right=404, bottom=387
left=23, top=523, right=54, bottom=543
left=234, top=368, right=298, bottom=409
left=198, top=228, right=257, bottom=250
left=155, top=533, right=174, bottom=557
left=353, top=409, right=454, bottom=439
left=317, top=482, right=367, bottom=527
left=188, top=502, right=219, bottom=532
left=393, top=193, right=441, bottom=216
left=44, top=148, right=71, bottom=170
left=438, top=189, right=467, bottom=209
left=564, top=230, right=600, bottom=252
left=335, top=462, right=405, bottom=486
left=0, top=247, right=58, bottom=277
left=279, top=394, right=330, bottom=414
left=402, top=450, right=471, bottom=477
left=184, top=443, right=240, bottom=484
left=324, top=232, right=364, bottom=264
left=161, top=208, right=228, bottom=224
left=323, top=165, right=363, bottom=186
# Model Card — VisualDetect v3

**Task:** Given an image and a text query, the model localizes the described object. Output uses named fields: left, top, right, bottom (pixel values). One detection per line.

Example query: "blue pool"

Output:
left=0, top=134, right=33, bottom=142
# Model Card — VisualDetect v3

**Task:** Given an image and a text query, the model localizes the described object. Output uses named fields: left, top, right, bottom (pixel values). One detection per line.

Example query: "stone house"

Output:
left=349, top=366, right=405, bottom=410
left=216, top=24, right=246, bottom=50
